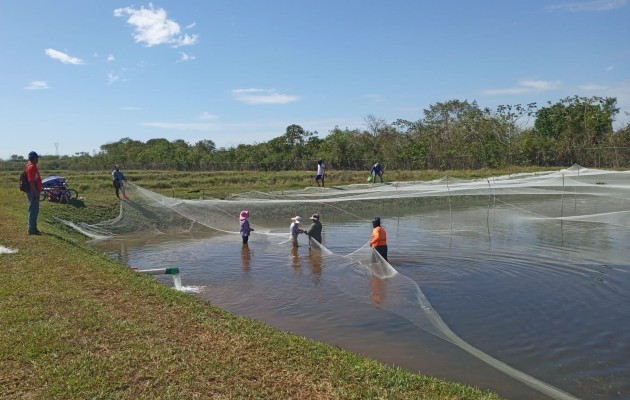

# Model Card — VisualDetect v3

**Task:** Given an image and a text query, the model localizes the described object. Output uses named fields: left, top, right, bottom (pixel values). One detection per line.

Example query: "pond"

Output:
left=93, top=192, right=630, bottom=400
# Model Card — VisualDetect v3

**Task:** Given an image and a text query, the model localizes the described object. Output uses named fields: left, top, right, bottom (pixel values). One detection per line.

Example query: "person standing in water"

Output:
left=289, top=216, right=303, bottom=246
left=315, top=158, right=326, bottom=187
left=370, top=216, right=388, bottom=261
left=239, top=210, right=254, bottom=244
left=304, top=213, right=323, bottom=244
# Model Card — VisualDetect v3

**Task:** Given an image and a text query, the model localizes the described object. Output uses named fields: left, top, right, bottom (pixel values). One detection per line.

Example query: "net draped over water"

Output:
left=66, top=164, right=630, bottom=240
left=64, top=164, right=630, bottom=400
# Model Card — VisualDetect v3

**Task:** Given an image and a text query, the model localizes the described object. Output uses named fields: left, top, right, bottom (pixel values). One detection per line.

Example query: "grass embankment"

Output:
left=0, top=168, right=523, bottom=399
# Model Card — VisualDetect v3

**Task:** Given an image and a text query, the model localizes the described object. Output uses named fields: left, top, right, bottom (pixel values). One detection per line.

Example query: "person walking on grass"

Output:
left=112, top=164, right=128, bottom=199
left=25, top=151, right=43, bottom=235
left=239, top=210, right=254, bottom=244
left=370, top=216, right=388, bottom=261
left=304, top=213, right=323, bottom=244
left=315, top=158, right=326, bottom=187
left=290, top=216, right=304, bottom=246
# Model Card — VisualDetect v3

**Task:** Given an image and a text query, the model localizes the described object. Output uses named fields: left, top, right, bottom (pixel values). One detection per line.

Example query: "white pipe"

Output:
left=137, top=267, right=182, bottom=290
left=137, top=267, right=180, bottom=275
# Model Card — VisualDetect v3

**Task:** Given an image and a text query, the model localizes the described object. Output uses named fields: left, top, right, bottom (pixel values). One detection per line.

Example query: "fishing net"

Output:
left=64, top=165, right=630, bottom=245
left=63, top=164, right=630, bottom=400
left=64, top=164, right=630, bottom=240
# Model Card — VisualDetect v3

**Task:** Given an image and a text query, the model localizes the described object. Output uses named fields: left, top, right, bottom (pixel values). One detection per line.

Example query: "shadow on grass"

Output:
left=68, top=198, right=86, bottom=208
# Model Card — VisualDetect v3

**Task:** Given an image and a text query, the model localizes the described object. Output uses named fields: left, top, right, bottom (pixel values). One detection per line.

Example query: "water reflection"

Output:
left=370, top=275, right=386, bottom=306
left=241, top=243, right=251, bottom=272
left=308, top=248, right=323, bottom=285
left=93, top=197, right=630, bottom=400
left=290, top=245, right=301, bottom=275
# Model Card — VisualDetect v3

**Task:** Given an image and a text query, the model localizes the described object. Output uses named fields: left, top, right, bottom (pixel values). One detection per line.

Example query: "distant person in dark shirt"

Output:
left=370, top=162, right=384, bottom=184
left=112, top=164, right=128, bottom=199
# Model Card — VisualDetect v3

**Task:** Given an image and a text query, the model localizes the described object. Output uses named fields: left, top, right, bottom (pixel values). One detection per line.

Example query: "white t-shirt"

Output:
left=317, top=162, right=325, bottom=176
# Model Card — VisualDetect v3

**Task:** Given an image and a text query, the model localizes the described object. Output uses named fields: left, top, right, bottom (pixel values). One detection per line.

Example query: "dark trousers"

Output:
left=374, top=245, right=388, bottom=261
left=242, top=235, right=249, bottom=244
left=27, top=191, right=40, bottom=233
left=113, top=180, right=121, bottom=198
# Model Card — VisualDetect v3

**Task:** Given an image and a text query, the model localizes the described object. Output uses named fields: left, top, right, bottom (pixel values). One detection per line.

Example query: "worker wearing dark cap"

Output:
left=25, top=151, right=43, bottom=235
left=370, top=217, right=387, bottom=261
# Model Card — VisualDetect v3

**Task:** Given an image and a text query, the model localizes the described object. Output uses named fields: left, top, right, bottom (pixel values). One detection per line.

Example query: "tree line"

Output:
left=4, top=96, right=630, bottom=171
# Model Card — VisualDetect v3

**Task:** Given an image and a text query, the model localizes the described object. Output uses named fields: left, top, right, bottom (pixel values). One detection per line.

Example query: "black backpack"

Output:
left=19, top=169, right=29, bottom=192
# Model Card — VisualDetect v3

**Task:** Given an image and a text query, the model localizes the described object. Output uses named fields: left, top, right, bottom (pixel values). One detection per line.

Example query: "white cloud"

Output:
left=24, top=81, right=49, bottom=90
left=574, top=81, right=630, bottom=127
left=481, top=79, right=562, bottom=95
left=114, top=3, right=198, bottom=47
left=107, top=54, right=115, bottom=62
left=578, top=81, right=630, bottom=104
left=366, top=94, right=386, bottom=103
left=121, top=106, right=140, bottom=111
left=578, top=83, right=608, bottom=91
left=606, top=65, right=615, bottom=71
left=108, top=71, right=121, bottom=85
left=546, top=0, right=628, bottom=12
left=45, top=48, right=83, bottom=65
left=232, top=88, right=299, bottom=104
left=135, top=117, right=366, bottom=149
left=141, top=122, right=217, bottom=130
left=178, top=52, right=196, bottom=62
left=199, top=112, right=218, bottom=120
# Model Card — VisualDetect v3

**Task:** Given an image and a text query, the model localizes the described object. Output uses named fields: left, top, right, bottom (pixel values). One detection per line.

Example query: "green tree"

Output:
left=533, top=96, right=619, bottom=165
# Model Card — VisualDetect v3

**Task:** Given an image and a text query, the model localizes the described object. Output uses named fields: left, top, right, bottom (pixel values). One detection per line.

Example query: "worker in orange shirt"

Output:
left=25, top=151, right=43, bottom=235
left=370, top=216, right=388, bottom=261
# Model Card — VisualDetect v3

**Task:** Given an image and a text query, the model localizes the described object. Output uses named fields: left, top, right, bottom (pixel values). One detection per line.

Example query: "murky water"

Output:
left=95, top=196, right=630, bottom=400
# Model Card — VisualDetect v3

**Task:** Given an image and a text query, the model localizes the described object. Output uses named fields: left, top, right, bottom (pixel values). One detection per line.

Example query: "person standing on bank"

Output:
left=25, top=151, right=43, bottom=235
left=239, top=210, right=254, bottom=244
left=112, top=164, right=128, bottom=199
left=370, top=216, right=388, bottom=261
left=304, top=213, right=323, bottom=244
left=370, top=162, right=384, bottom=184
left=315, top=158, right=326, bottom=187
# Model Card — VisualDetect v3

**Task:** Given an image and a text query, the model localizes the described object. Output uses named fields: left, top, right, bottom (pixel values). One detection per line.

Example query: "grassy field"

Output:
left=0, top=167, right=540, bottom=399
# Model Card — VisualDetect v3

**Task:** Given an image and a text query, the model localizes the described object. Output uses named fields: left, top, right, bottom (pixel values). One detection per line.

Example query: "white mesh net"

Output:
left=64, top=164, right=630, bottom=242
left=63, top=164, right=630, bottom=400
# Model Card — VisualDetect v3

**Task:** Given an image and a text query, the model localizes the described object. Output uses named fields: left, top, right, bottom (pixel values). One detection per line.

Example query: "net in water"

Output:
left=64, top=164, right=630, bottom=400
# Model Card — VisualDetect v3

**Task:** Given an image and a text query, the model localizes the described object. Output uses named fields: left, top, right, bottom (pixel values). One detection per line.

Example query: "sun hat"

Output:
left=309, top=213, right=320, bottom=220
left=291, top=215, right=302, bottom=224
left=239, top=210, right=249, bottom=220
left=28, top=151, right=39, bottom=159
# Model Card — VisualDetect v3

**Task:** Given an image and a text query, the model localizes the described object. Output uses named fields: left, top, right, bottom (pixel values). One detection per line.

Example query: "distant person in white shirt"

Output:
left=315, top=158, right=326, bottom=187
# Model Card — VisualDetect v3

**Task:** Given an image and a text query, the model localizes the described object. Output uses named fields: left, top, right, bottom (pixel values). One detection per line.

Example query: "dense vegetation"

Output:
left=3, top=96, right=630, bottom=171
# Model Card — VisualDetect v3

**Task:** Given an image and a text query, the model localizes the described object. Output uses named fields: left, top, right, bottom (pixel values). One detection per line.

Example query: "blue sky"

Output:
left=1, top=0, right=629, bottom=160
